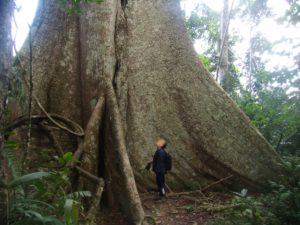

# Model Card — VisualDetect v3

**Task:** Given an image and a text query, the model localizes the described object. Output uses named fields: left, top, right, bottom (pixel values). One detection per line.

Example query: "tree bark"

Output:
left=12, top=0, right=283, bottom=223
left=115, top=0, right=282, bottom=190
left=0, top=1, right=13, bottom=223
left=217, top=0, right=229, bottom=91
left=17, top=1, right=145, bottom=223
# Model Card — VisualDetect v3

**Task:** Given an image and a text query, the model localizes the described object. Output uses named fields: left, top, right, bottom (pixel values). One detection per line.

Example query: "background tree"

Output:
left=0, top=1, right=14, bottom=223
left=237, top=0, right=300, bottom=154
left=217, top=0, right=230, bottom=91
left=185, top=0, right=299, bottom=155
left=185, top=1, right=242, bottom=97
left=282, top=0, right=300, bottom=25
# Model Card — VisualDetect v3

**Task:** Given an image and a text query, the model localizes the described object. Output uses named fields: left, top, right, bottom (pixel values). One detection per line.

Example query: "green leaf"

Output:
left=279, top=191, right=291, bottom=201
left=64, top=199, right=80, bottom=225
left=24, top=210, right=44, bottom=221
left=66, top=191, right=92, bottom=199
left=18, top=199, right=55, bottom=210
left=42, top=216, right=64, bottom=225
left=4, top=140, right=17, bottom=149
left=63, top=152, right=73, bottom=162
left=8, top=171, right=50, bottom=188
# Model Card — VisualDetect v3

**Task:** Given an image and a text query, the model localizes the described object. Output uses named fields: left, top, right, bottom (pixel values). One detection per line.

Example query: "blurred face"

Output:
left=156, top=138, right=166, bottom=148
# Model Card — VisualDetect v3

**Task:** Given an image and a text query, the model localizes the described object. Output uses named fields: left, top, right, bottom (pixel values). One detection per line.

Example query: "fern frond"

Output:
left=8, top=172, right=50, bottom=188
left=66, top=191, right=92, bottom=200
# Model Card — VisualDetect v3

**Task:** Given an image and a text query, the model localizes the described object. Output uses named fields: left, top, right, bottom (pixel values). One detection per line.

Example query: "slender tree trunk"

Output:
left=218, top=0, right=229, bottom=91
left=0, top=1, right=13, bottom=223
left=0, top=0, right=13, bottom=154
left=0, top=0, right=13, bottom=136
left=0, top=0, right=12, bottom=116
left=248, top=23, right=254, bottom=96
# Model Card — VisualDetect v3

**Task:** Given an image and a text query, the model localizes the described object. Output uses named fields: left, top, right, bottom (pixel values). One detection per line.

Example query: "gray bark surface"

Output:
left=0, top=0, right=13, bottom=223
left=116, top=0, right=281, bottom=190
left=18, top=1, right=144, bottom=224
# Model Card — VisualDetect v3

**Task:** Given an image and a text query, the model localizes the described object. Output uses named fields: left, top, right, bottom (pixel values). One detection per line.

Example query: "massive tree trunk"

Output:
left=11, top=0, right=282, bottom=223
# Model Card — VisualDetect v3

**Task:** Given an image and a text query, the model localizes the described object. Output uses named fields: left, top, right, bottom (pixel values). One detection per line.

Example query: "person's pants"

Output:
left=155, top=172, right=166, bottom=197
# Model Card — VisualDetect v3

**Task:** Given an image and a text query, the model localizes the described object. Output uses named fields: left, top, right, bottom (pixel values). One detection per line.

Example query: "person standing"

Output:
left=152, top=138, right=169, bottom=198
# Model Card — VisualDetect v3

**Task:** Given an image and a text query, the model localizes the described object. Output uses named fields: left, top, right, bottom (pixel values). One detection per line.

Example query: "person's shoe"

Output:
left=159, top=195, right=166, bottom=201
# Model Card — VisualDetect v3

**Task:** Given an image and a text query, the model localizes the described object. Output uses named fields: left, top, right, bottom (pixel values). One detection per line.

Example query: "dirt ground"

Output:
left=97, top=191, right=232, bottom=225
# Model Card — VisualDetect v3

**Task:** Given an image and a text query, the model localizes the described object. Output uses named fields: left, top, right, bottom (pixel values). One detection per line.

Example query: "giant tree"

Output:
left=8, top=0, right=283, bottom=224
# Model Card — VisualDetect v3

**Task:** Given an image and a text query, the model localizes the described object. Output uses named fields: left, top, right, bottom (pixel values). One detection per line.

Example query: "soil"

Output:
left=97, top=191, right=233, bottom=225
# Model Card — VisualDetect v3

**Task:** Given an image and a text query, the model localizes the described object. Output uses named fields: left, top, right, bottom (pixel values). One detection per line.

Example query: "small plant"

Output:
left=263, top=158, right=300, bottom=224
left=212, top=189, right=271, bottom=225
left=1, top=146, right=90, bottom=225
left=212, top=158, right=300, bottom=225
left=0, top=171, right=60, bottom=225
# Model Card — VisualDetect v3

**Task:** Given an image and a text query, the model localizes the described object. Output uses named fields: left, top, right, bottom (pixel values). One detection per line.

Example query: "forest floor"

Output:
left=97, top=191, right=233, bottom=225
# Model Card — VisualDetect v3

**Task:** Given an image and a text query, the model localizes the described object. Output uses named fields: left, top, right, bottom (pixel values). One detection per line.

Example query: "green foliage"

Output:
left=199, top=54, right=214, bottom=72
left=57, top=0, right=103, bottom=14
left=64, top=199, right=80, bottom=225
left=238, top=84, right=300, bottom=151
left=185, top=1, right=242, bottom=97
left=1, top=146, right=90, bottom=225
left=237, top=37, right=300, bottom=152
left=186, top=0, right=300, bottom=155
left=236, top=0, right=271, bottom=25
left=233, top=24, right=300, bottom=153
left=3, top=138, right=21, bottom=178
left=264, top=158, right=300, bottom=224
left=214, top=190, right=271, bottom=225
left=212, top=158, right=300, bottom=225
left=186, top=4, right=219, bottom=44
left=280, top=0, right=300, bottom=25
left=185, top=3, right=220, bottom=72
left=7, top=171, right=50, bottom=189
left=226, top=48, right=243, bottom=99
left=1, top=171, right=57, bottom=225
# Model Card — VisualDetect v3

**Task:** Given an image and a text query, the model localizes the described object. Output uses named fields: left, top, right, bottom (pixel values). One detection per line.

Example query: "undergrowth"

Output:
left=212, top=157, right=300, bottom=225
left=1, top=139, right=90, bottom=225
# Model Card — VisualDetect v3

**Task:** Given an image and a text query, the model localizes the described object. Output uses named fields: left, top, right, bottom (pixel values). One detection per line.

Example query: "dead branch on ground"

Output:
left=168, top=175, right=234, bottom=198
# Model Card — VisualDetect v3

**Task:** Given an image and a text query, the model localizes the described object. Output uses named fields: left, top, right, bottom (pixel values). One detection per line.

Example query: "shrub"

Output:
left=212, top=157, right=300, bottom=225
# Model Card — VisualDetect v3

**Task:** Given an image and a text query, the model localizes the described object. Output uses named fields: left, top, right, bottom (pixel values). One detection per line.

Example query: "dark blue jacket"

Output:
left=152, top=148, right=168, bottom=173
